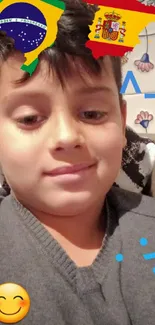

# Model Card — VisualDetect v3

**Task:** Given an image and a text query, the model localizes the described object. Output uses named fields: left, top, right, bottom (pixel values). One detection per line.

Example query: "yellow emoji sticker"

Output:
left=0, top=283, right=30, bottom=323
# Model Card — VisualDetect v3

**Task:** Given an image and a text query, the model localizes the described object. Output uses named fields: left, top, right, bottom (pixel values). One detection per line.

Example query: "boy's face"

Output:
left=0, top=54, right=126, bottom=215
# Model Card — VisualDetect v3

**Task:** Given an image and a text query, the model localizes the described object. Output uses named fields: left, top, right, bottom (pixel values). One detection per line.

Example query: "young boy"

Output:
left=1, top=1, right=155, bottom=324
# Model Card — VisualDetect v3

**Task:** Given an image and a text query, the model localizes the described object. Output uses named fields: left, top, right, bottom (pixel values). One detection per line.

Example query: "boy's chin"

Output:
left=32, top=191, right=103, bottom=217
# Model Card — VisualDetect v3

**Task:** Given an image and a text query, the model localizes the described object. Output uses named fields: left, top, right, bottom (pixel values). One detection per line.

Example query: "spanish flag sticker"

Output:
left=83, top=0, right=155, bottom=58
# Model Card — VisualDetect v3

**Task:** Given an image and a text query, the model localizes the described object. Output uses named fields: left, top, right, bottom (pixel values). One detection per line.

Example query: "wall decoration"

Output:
left=121, top=52, right=129, bottom=65
left=134, top=28, right=154, bottom=72
left=135, top=111, right=153, bottom=132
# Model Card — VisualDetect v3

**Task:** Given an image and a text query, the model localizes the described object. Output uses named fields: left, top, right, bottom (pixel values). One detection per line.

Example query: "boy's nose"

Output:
left=49, top=114, right=84, bottom=151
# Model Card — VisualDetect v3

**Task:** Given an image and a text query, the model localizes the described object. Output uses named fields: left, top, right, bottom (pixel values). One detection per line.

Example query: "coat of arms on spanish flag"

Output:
left=82, top=0, right=155, bottom=58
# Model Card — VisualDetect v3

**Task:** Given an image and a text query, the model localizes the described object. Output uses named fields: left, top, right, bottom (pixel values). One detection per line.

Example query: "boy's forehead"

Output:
left=0, top=53, right=25, bottom=84
left=0, top=54, right=116, bottom=97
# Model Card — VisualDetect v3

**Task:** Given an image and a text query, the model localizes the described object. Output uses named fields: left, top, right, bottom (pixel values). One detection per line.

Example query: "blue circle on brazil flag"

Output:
left=0, top=3, right=47, bottom=53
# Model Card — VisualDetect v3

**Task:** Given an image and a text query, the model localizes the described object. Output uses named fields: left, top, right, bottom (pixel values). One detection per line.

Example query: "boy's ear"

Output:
left=121, top=99, right=127, bottom=148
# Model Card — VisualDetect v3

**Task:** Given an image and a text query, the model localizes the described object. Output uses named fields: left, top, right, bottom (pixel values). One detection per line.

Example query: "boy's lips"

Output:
left=44, top=162, right=96, bottom=176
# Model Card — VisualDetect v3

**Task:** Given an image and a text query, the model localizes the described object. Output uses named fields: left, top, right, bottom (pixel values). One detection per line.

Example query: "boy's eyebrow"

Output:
left=2, top=90, right=45, bottom=105
left=76, top=86, right=115, bottom=95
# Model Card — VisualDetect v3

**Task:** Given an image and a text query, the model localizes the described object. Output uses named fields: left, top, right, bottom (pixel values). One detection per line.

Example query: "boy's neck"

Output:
left=21, top=198, right=106, bottom=266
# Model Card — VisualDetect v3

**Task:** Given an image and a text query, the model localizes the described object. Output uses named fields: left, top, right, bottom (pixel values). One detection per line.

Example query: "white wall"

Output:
left=122, top=22, right=155, bottom=140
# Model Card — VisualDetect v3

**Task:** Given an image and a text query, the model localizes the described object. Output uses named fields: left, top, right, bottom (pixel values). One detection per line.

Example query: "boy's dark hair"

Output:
left=0, top=0, right=122, bottom=102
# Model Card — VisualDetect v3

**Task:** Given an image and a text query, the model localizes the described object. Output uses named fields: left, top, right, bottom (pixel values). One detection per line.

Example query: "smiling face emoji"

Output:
left=0, top=283, right=30, bottom=323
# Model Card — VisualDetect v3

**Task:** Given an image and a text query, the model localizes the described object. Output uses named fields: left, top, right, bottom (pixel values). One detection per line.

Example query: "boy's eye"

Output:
left=16, top=115, right=44, bottom=125
left=79, top=110, right=107, bottom=121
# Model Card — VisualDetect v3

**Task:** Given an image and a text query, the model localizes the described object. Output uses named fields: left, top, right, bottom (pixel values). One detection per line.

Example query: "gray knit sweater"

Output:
left=1, top=187, right=155, bottom=325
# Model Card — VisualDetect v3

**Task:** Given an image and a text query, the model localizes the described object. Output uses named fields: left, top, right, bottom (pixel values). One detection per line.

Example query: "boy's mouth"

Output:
left=44, top=162, right=96, bottom=176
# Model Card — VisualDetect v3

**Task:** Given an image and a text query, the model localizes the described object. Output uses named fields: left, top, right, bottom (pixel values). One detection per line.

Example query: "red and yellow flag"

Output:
left=83, top=0, right=155, bottom=58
